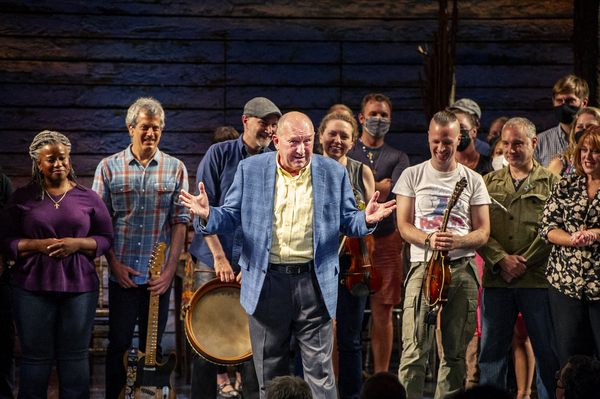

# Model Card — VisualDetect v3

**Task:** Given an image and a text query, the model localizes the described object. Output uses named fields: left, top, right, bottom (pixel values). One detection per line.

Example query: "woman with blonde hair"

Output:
left=548, top=107, right=600, bottom=176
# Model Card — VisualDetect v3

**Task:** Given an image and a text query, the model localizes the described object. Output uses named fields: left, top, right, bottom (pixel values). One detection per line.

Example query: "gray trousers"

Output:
left=248, top=269, right=336, bottom=399
left=398, top=257, right=479, bottom=399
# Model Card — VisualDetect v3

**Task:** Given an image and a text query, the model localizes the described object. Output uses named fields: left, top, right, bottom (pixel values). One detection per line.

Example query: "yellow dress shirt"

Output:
left=268, top=156, right=314, bottom=264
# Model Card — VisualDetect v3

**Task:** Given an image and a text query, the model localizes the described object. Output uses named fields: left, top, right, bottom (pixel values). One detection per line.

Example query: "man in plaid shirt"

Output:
left=92, top=97, right=190, bottom=399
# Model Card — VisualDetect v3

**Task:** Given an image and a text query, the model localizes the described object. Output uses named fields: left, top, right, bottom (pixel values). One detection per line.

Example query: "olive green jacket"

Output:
left=477, top=161, right=560, bottom=288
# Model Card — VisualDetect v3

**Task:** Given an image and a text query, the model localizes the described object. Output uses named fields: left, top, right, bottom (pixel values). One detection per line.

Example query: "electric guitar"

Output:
left=120, top=242, right=177, bottom=399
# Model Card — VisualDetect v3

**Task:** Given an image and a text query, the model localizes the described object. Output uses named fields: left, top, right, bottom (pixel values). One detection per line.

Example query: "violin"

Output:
left=422, top=177, right=467, bottom=306
left=340, top=235, right=382, bottom=297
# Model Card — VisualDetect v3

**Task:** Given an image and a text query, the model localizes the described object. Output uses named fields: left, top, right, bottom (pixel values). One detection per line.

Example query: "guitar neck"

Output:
left=145, top=278, right=160, bottom=367
left=439, top=208, right=451, bottom=234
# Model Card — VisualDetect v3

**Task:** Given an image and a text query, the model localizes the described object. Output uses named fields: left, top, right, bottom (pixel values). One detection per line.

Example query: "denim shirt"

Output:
left=188, top=134, right=270, bottom=270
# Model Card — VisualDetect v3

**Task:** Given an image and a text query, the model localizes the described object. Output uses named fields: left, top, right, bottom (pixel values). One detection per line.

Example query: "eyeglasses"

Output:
left=555, top=370, right=564, bottom=389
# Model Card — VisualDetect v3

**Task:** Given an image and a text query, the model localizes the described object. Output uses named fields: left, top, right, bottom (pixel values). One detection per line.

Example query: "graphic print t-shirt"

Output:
left=392, top=161, right=490, bottom=263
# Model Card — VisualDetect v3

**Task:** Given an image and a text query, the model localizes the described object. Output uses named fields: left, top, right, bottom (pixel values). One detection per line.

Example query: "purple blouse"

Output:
left=0, top=183, right=114, bottom=292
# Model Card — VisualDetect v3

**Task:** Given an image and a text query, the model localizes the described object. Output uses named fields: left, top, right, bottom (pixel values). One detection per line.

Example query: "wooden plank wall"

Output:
left=0, top=0, right=574, bottom=189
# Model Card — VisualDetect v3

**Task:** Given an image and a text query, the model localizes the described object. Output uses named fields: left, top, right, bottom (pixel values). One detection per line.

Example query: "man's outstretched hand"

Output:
left=180, top=182, right=210, bottom=219
left=365, top=191, right=396, bottom=224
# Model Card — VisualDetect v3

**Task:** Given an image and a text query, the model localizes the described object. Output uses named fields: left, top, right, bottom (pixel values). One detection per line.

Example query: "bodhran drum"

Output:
left=185, top=278, right=252, bottom=365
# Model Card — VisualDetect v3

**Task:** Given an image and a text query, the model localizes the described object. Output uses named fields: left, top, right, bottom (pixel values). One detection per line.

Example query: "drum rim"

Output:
left=184, top=277, right=252, bottom=366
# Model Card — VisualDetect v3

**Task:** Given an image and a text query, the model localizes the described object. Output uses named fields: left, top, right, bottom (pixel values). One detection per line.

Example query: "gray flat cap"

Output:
left=243, top=97, right=282, bottom=118
left=450, top=98, right=481, bottom=119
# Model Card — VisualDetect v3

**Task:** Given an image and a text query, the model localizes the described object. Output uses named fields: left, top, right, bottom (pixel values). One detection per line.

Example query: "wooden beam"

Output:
left=573, top=0, right=600, bottom=107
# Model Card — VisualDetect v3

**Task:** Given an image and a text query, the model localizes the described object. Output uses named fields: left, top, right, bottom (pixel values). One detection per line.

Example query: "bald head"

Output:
left=273, top=111, right=315, bottom=176
left=278, top=111, right=315, bottom=137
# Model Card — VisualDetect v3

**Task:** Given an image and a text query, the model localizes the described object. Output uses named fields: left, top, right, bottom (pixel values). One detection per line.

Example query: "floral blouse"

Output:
left=556, top=154, right=577, bottom=178
left=539, top=175, right=600, bottom=300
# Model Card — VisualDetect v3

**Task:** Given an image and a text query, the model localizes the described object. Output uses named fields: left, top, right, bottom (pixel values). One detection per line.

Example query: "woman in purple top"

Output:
left=0, top=131, right=113, bottom=398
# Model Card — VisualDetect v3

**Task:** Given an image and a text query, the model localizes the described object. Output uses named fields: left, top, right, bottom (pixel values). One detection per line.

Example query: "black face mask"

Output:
left=457, top=129, right=471, bottom=152
left=574, top=129, right=586, bottom=144
left=554, top=103, right=580, bottom=125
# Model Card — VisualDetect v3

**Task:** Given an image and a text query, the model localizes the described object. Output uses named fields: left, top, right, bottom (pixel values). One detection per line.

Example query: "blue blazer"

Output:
left=201, top=152, right=373, bottom=318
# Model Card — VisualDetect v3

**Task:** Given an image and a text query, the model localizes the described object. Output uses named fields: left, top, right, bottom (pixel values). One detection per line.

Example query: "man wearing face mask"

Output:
left=450, top=99, right=490, bottom=157
left=347, top=93, right=410, bottom=375
left=533, top=75, right=589, bottom=168
left=450, top=108, right=491, bottom=176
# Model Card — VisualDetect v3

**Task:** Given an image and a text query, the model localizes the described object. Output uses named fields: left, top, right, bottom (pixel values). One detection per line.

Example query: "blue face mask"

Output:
left=364, top=117, right=391, bottom=138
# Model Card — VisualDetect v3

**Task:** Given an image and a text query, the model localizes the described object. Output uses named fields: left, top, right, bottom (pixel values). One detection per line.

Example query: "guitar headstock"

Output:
left=148, top=242, right=167, bottom=279
left=447, top=177, right=468, bottom=209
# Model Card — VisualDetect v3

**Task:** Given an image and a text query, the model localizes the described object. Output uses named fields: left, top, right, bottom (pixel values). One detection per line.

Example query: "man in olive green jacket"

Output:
left=476, top=117, right=560, bottom=399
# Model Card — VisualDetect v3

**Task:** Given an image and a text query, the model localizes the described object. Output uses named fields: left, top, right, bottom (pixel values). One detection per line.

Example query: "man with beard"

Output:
left=347, top=93, right=409, bottom=375
left=393, top=110, right=490, bottom=399
left=188, top=97, right=281, bottom=399
left=180, top=111, right=396, bottom=399
left=451, top=108, right=491, bottom=176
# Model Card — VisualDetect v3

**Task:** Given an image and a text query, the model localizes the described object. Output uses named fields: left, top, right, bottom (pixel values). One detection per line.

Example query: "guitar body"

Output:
left=422, top=251, right=451, bottom=306
left=118, top=243, right=176, bottom=399
left=420, top=177, right=467, bottom=307
left=119, top=349, right=177, bottom=399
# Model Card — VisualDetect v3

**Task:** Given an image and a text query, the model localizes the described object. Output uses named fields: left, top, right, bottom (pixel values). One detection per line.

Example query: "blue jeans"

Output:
left=0, top=271, right=15, bottom=399
left=335, top=273, right=367, bottom=399
left=479, top=287, right=559, bottom=399
left=11, top=285, right=98, bottom=399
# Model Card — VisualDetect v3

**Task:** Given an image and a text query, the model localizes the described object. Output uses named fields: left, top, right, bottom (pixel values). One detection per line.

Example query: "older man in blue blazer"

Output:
left=181, top=112, right=396, bottom=399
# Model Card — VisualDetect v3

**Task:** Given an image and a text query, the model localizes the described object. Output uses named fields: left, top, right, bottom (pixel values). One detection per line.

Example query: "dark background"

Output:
left=0, top=0, right=574, bottom=189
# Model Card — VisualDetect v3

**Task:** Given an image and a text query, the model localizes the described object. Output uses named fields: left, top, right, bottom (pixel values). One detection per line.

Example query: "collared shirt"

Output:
left=188, top=134, right=269, bottom=270
left=478, top=161, right=559, bottom=288
left=540, top=174, right=600, bottom=300
left=534, top=124, right=569, bottom=168
left=92, top=145, right=190, bottom=284
left=474, top=138, right=490, bottom=157
left=268, top=156, right=314, bottom=264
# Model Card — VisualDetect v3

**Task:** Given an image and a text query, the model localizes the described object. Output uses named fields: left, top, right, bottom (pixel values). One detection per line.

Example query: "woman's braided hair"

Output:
left=29, top=130, right=78, bottom=200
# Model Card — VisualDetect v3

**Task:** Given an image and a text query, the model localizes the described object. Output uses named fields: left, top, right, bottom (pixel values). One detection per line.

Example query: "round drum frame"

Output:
left=184, top=278, right=252, bottom=365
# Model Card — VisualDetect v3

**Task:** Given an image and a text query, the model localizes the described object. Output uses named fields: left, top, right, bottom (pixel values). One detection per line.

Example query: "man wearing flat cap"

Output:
left=188, top=97, right=281, bottom=399
left=450, top=98, right=490, bottom=157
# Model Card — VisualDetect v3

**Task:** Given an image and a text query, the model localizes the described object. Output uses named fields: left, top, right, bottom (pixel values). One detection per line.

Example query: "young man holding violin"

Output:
left=393, top=110, right=490, bottom=399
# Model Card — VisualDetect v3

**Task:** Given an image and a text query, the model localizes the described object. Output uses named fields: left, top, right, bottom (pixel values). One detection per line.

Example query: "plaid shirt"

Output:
left=92, top=146, right=190, bottom=284
left=533, top=123, right=569, bottom=168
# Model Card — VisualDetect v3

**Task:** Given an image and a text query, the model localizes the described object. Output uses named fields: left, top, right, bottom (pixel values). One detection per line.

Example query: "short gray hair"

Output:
left=126, top=97, right=165, bottom=129
left=504, top=117, right=536, bottom=141
left=29, top=130, right=77, bottom=200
